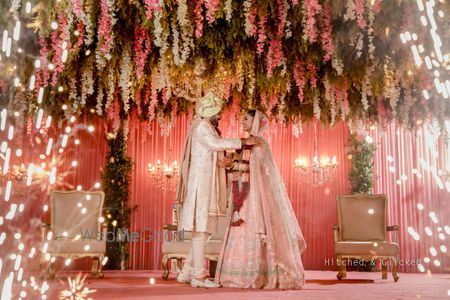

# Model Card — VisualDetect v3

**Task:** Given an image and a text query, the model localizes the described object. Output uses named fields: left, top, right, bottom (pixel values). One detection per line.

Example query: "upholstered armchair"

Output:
left=161, top=203, right=228, bottom=280
left=333, top=194, right=400, bottom=282
left=40, top=191, right=107, bottom=279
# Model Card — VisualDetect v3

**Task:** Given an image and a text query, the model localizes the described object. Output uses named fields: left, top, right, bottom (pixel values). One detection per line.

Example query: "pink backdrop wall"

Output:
left=124, top=114, right=450, bottom=273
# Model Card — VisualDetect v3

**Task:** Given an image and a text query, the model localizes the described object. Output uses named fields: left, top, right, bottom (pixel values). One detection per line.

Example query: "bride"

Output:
left=214, top=110, right=306, bottom=289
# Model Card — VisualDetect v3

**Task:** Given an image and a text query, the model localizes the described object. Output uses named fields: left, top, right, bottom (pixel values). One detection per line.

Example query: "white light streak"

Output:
left=4, top=181, right=11, bottom=202
left=36, top=109, right=43, bottom=129
left=37, top=87, right=44, bottom=104
left=29, top=75, right=35, bottom=90
left=1, top=109, right=6, bottom=130
left=7, top=126, right=13, bottom=140
left=13, top=21, right=20, bottom=41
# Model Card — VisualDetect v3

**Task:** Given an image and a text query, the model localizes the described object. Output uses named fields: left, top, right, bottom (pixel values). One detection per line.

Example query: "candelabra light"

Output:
left=147, top=153, right=179, bottom=192
left=294, top=122, right=339, bottom=187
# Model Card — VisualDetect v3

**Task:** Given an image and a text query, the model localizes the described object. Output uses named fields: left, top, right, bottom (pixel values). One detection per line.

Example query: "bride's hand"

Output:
left=217, top=157, right=233, bottom=168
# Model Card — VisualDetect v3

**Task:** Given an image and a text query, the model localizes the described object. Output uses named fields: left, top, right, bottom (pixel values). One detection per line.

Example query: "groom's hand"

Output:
left=246, top=136, right=264, bottom=146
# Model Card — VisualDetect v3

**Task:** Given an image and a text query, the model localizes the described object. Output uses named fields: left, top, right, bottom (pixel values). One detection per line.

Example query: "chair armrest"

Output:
left=41, top=223, right=50, bottom=241
left=387, top=225, right=399, bottom=243
left=163, top=224, right=178, bottom=231
left=333, top=224, right=340, bottom=242
left=162, top=224, right=186, bottom=242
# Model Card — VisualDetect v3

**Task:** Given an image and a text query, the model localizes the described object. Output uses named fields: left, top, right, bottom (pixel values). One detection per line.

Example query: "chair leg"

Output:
left=48, top=261, right=55, bottom=279
left=39, top=255, right=47, bottom=280
left=336, top=255, right=346, bottom=280
left=176, top=258, right=183, bottom=273
left=381, top=259, right=387, bottom=280
left=162, top=255, right=169, bottom=280
left=392, top=257, right=399, bottom=282
left=91, top=257, right=101, bottom=278
left=39, top=256, right=55, bottom=280
left=209, top=260, right=217, bottom=278
left=97, top=256, right=104, bottom=278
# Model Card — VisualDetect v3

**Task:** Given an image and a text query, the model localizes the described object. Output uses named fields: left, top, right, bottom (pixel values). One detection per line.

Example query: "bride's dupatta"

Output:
left=252, top=111, right=306, bottom=287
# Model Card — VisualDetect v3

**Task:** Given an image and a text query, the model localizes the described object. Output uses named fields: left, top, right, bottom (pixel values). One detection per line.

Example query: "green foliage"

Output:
left=101, top=125, right=134, bottom=270
left=348, top=134, right=376, bottom=194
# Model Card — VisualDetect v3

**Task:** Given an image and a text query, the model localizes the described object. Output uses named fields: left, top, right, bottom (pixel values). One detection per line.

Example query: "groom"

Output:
left=175, top=92, right=257, bottom=288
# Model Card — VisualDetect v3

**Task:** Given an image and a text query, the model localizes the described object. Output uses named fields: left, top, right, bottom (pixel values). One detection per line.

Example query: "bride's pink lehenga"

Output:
left=215, top=111, right=306, bottom=289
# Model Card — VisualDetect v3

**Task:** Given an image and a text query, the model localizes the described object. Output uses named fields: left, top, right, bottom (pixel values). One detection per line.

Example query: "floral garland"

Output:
left=230, top=145, right=253, bottom=227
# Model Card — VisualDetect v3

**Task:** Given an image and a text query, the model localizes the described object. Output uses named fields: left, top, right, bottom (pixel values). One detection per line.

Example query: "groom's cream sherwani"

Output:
left=178, top=119, right=241, bottom=233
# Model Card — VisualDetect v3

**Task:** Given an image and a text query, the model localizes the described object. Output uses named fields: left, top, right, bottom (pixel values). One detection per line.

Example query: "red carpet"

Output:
left=43, top=270, right=449, bottom=300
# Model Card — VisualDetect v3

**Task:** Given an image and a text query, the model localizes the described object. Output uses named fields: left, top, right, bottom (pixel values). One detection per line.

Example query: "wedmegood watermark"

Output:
left=79, top=228, right=185, bottom=243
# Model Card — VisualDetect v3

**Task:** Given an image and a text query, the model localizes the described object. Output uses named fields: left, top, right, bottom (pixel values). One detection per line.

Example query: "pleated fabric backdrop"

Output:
left=373, top=124, right=450, bottom=273
left=58, top=114, right=449, bottom=273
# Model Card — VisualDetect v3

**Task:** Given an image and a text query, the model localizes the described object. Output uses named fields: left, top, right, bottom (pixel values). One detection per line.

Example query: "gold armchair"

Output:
left=40, top=191, right=106, bottom=279
left=333, top=194, right=400, bottom=282
left=161, top=204, right=228, bottom=280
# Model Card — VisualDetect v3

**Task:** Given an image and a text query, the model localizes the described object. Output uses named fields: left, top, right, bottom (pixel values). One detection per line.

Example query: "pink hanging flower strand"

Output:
left=35, top=36, right=50, bottom=94
left=277, top=0, right=286, bottom=36
left=195, top=0, right=204, bottom=38
left=266, top=39, right=284, bottom=78
left=372, top=0, right=382, bottom=13
left=50, top=13, right=69, bottom=87
left=305, top=0, right=322, bottom=43
left=256, top=16, right=267, bottom=56
left=293, top=58, right=306, bottom=103
left=308, top=60, right=317, bottom=89
left=145, top=0, right=161, bottom=19
left=75, top=22, right=85, bottom=50
left=134, top=27, right=151, bottom=79
left=204, top=0, right=220, bottom=23
left=98, top=0, right=113, bottom=54
left=355, top=0, right=367, bottom=29
left=72, top=0, right=83, bottom=18
left=268, top=92, right=279, bottom=114
left=320, top=3, right=333, bottom=62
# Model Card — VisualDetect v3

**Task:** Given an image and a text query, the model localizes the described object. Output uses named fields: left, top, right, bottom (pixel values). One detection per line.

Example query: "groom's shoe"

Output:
left=176, top=272, right=191, bottom=284
left=191, top=278, right=221, bottom=288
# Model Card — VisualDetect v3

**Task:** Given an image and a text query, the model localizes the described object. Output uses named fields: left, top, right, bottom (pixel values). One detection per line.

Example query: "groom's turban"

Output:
left=196, top=92, right=223, bottom=118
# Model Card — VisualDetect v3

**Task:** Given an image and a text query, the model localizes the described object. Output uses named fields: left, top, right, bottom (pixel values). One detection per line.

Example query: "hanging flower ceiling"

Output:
left=1, top=0, right=449, bottom=132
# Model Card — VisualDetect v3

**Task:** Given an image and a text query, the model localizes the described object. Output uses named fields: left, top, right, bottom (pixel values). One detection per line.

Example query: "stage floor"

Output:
left=45, top=270, right=449, bottom=300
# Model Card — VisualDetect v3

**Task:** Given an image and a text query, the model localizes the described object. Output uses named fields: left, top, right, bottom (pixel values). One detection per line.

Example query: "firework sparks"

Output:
left=58, top=273, right=96, bottom=300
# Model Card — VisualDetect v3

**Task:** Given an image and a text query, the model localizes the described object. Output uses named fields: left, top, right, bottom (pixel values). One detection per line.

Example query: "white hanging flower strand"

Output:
left=224, top=0, right=233, bottom=22
left=119, top=47, right=133, bottom=113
